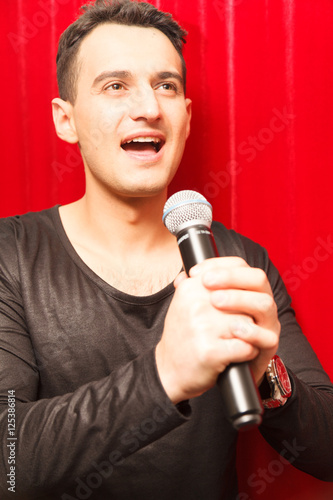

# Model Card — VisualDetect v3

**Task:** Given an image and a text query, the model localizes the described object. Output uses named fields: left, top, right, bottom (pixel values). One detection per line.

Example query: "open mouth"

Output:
left=121, top=136, right=164, bottom=156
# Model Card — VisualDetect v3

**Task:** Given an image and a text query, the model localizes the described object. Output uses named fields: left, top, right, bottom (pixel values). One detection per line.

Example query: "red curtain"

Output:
left=1, top=1, right=333, bottom=498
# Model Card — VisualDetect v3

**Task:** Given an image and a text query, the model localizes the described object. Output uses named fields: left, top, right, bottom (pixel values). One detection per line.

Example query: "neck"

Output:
left=59, top=189, right=182, bottom=295
left=63, top=189, right=174, bottom=255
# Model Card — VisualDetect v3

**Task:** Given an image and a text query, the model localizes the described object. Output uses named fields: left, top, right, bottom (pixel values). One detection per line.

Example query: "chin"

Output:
left=109, top=181, right=166, bottom=199
left=121, top=174, right=175, bottom=197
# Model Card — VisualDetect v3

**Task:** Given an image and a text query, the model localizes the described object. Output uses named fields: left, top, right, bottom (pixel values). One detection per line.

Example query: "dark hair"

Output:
left=56, top=0, right=187, bottom=103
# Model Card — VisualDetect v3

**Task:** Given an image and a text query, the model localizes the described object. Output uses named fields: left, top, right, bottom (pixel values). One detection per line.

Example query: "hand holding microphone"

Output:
left=156, top=190, right=280, bottom=430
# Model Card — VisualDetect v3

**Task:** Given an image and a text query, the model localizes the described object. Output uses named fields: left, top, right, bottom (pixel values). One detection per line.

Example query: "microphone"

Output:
left=163, top=190, right=263, bottom=430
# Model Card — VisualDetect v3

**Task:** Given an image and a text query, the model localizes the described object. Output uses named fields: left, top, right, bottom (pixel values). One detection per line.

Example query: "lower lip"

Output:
left=121, top=145, right=165, bottom=163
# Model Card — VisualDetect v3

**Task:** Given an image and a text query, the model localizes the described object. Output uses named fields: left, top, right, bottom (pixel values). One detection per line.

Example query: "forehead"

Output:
left=77, top=23, right=183, bottom=82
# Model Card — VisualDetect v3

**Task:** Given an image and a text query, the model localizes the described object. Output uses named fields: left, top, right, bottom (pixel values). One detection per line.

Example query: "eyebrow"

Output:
left=92, top=70, right=184, bottom=88
left=92, top=71, right=132, bottom=87
left=156, top=71, right=184, bottom=87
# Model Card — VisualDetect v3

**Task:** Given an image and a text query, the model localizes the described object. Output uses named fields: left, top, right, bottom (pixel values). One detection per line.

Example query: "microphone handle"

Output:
left=176, top=225, right=263, bottom=430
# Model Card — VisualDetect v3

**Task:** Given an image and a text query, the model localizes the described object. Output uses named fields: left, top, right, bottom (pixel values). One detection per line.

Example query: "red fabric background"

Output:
left=1, top=0, right=333, bottom=498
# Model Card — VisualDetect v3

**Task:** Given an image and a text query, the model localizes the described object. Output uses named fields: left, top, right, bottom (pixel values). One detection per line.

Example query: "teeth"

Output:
left=124, top=137, right=161, bottom=144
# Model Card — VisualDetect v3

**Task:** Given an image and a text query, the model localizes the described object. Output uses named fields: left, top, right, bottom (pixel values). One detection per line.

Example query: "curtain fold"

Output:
left=1, top=1, right=333, bottom=498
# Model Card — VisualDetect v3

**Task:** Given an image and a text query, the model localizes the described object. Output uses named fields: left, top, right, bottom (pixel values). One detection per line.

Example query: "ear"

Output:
left=185, top=98, right=192, bottom=139
left=52, top=98, right=78, bottom=144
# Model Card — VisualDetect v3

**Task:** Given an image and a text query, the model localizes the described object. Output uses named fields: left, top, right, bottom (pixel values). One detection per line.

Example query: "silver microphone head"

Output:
left=163, top=190, right=213, bottom=235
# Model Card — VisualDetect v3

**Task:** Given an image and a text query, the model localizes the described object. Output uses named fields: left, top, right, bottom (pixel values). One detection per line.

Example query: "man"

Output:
left=0, top=1, right=332, bottom=499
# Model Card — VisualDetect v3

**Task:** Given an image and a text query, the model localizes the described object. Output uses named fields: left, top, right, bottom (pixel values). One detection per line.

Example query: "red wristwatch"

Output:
left=262, top=355, right=292, bottom=409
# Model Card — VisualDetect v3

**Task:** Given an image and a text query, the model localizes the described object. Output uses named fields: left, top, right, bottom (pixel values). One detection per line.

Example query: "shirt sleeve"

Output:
left=0, top=220, right=189, bottom=499
left=240, top=233, right=333, bottom=481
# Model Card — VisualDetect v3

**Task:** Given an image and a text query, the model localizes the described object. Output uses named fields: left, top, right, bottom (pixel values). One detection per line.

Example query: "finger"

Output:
left=211, top=338, right=260, bottom=372
left=189, top=257, right=249, bottom=277
left=174, top=271, right=188, bottom=288
left=202, top=265, right=273, bottom=296
left=210, top=288, right=278, bottom=327
left=232, top=322, right=279, bottom=351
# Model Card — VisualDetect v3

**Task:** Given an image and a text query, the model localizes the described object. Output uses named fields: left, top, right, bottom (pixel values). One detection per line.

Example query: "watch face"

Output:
left=275, top=357, right=292, bottom=396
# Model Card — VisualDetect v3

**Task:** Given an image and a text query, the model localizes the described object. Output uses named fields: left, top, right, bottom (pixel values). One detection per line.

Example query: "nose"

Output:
left=128, top=86, right=161, bottom=122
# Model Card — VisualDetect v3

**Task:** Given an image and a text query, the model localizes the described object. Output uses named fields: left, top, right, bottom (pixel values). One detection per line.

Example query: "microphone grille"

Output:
left=163, top=190, right=213, bottom=235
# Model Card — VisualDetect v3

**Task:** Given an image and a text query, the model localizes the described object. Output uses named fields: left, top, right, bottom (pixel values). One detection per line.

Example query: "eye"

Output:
left=158, top=82, right=178, bottom=92
left=105, top=82, right=124, bottom=91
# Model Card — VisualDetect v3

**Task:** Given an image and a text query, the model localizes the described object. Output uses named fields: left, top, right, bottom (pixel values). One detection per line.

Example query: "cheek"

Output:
left=173, top=116, right=191, bottom=150
left=74, top=104, right=121, bottom=150
left=174, top=107, right=191, bottom=139
left=82, top=123, right=117, bottom=155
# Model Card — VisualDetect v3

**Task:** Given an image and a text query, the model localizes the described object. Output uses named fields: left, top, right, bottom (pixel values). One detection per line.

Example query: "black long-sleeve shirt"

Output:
left=0, top=207, right=332, bottom=499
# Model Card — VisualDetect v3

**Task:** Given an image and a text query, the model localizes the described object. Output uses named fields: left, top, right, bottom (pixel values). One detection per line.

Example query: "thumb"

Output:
left=174, top=271, right=187, bottom=288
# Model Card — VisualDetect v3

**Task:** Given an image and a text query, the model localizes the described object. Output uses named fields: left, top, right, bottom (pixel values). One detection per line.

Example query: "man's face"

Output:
left=66, top=23, right=191, bottom=199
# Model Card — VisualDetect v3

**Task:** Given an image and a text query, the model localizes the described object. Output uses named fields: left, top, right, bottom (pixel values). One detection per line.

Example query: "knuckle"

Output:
left=258, top=294, right=275, bottom=314
left=228, top=256, right=247, bottom=267
left=235, top=256, right=248, bottom=267
left=255, top=268, right=268, bottom=288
